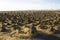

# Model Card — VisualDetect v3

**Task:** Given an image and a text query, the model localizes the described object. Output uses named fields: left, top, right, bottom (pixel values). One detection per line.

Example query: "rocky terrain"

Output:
left=0, top=11, right=60, bottom=40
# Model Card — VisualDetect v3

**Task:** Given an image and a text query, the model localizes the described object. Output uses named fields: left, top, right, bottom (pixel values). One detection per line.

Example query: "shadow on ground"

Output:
left=31, top=32, right=60, bottom=40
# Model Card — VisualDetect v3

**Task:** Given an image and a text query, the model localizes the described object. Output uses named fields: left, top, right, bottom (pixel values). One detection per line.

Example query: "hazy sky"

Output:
left=0, top=0, right=60, bottom=11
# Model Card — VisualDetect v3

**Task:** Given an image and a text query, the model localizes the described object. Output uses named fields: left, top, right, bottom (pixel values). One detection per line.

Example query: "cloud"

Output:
left=0, top=0, right=60, bottom=11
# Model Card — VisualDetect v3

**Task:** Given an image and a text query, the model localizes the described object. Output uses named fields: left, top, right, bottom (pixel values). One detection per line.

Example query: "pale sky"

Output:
left=0, top=0, right=60, bottom=11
